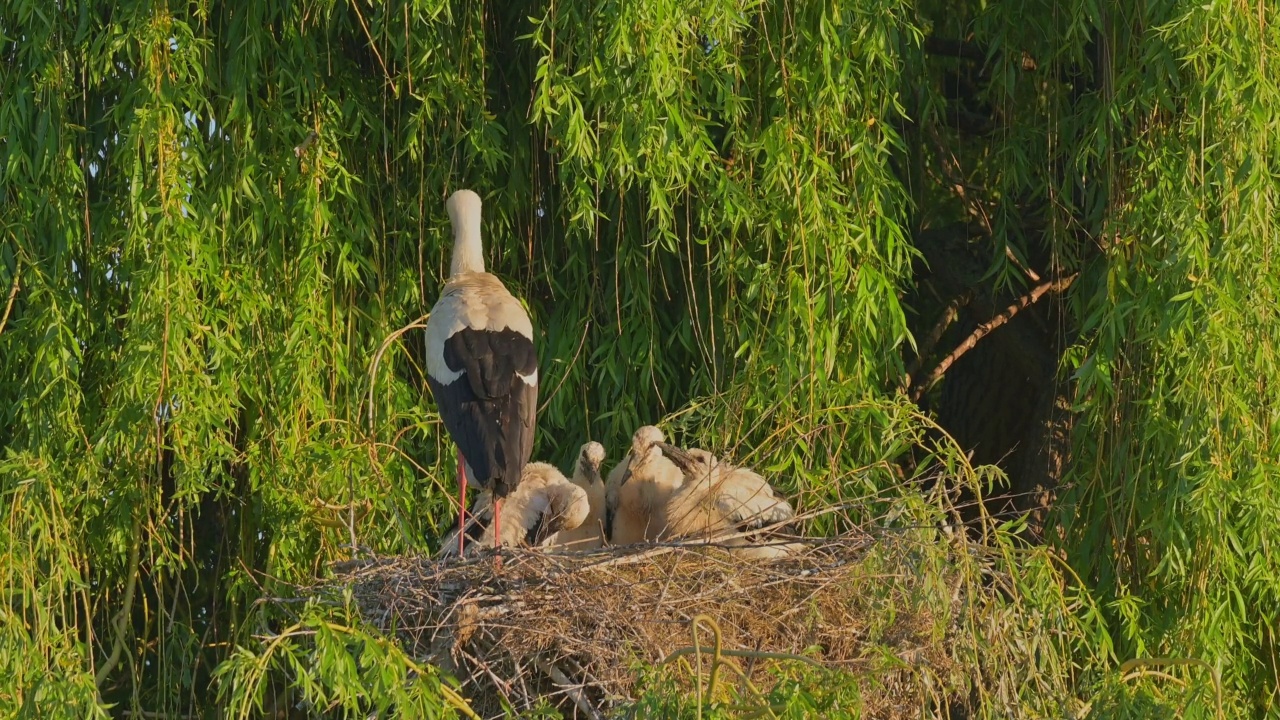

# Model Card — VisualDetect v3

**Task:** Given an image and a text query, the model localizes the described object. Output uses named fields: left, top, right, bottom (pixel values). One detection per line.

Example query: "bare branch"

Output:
left=535, top=656, right=605, bottom=720
left=911, top=274, right=1078, bottom=401
left=904, top=290, right=973, bottom=388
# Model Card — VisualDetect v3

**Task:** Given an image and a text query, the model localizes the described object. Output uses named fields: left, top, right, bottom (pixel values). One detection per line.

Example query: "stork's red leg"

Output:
left=456, top=448, right=467, bottom=555
left=492, top=496, right=503, bottom=571
left=493, top=497, right=502, bottom=548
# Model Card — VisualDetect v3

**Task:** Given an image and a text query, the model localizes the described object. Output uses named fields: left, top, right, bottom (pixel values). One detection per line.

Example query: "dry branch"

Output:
left=912, top=274, right=1078, bottom=401
left=904, top=290, right=973, bottom=387
left=535, top=655, right=605, bottom=720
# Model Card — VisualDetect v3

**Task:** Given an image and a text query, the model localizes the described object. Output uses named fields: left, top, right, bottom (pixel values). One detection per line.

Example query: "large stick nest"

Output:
left=324, top=527, right=973, bottom=719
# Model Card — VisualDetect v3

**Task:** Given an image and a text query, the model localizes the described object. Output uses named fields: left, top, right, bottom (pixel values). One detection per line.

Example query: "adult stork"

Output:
left=425, top=189, right=538, bottom=554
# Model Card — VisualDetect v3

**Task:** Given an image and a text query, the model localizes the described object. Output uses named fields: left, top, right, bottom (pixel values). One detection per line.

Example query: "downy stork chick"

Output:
left=544, top=441, right=607, bottom=550
left=603, top=426, right=669, bottom=532
left=454, top=462, right=590, bottom=552
left=609, top=426, right=686, bottom=545
left=425, top=189, right=538, bottom=553
left=658, top=443, right=801, bottom=559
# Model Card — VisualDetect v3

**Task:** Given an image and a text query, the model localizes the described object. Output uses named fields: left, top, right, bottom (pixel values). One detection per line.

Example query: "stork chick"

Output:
left=446, top=462, right=589, bottom=553
left=608, top=426, right=685, bottom=545
left=544, top=441, right=607, bottom=550
left=658, top=443, right=802, bottom=559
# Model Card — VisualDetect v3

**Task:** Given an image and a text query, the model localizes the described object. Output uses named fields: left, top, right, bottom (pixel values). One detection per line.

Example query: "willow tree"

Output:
left=913, top=0, right=1280, bottom=715
left=1, top=0, right=1276, bottom=717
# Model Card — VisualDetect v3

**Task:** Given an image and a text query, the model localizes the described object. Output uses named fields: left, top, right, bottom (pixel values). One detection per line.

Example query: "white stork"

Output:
left=544, top=441, right=607, bottom=550
left=656, top=443, right=802, bottom=559
left=425, top=189, right=538, bottom=554
left=606, top=426, right=685, bottom=545
left=438, top=462, right=590, bottom=554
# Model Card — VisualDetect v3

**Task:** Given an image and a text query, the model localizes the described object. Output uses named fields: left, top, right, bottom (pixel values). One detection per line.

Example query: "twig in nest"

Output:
left=663, top=638, right=829, bottom=671
left=911, top=274, right=1077, bottom=401
left=329, top=528, right=950, bottom=715
left=535, top=655, right=605, bottom=720
left=458, top=644, right=516, bottom=709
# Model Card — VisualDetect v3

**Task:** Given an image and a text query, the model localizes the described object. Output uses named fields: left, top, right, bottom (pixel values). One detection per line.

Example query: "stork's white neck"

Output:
left=446, top=189, right=485, bottom=276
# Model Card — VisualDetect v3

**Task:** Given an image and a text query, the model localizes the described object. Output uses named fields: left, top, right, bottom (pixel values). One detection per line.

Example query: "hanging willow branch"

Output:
left=95, top=512, right=143, bottom=689
left=1, top=0, right=1275, bottom=716
left=0, top=274, right=18, bottom=336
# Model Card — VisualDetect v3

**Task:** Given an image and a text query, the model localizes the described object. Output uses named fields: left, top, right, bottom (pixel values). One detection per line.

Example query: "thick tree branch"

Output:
left=911, top=274, right=1078, bottom=401
left=904, top=290, right=974, bottom=387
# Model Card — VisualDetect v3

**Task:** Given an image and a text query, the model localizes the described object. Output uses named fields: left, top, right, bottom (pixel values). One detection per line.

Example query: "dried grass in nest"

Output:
left=321, top=525, right=970, bottom=719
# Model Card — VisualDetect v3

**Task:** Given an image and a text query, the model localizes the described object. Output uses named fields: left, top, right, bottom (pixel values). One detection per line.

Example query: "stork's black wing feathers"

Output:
left=429, top=328, right=537, bottom=498
left=443, top=328, right=537, bottom=400
left=527, top=513, right=552, bottom=547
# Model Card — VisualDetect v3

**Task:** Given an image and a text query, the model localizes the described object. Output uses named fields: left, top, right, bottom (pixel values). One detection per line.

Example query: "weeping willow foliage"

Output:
left=0, top=0, right=1276, bottom=717
left=922, top=0, right=1280, bottom=715
left=1054, top=4, right=1280, bottom=715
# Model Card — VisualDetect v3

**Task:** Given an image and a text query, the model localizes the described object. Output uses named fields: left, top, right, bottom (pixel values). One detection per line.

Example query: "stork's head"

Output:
left=631, top=425, right=665, bottom=457
left=578, top=441, right=605, bottom=482
left=445, top=189, right=485, bottom=276
left=545, top=483, right=591, bottom=535
left=446, top=189, right=482, bottom=228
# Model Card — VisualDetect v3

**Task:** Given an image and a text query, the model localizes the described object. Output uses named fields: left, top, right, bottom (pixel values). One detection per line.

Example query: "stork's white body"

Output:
left=425, top=274, right=535, bottom=387
left=425, top=190, right=538, bottom=504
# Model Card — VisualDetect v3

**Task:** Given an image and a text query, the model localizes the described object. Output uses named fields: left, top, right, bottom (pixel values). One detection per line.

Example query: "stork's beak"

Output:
left=579, top=458, right=601, bottom=485
left=655, top=441, right=696, bottom=473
